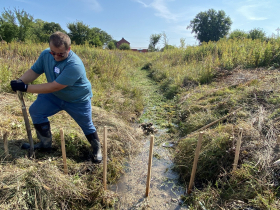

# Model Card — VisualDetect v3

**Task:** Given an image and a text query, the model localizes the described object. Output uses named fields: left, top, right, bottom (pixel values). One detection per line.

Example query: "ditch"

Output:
left=109, top=69, right=188, bottom=209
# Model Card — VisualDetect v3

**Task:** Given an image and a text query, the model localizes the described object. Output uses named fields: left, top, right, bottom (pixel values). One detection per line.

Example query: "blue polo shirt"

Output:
left=31, top=48, right=92, bottom=103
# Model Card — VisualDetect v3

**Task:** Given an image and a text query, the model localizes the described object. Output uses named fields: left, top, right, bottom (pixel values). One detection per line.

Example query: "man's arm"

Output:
left=20, top=69, right=41, bottom=84
left=27, top=81, right=67, bottom=93
left=19, top=69, right=67, bottom=93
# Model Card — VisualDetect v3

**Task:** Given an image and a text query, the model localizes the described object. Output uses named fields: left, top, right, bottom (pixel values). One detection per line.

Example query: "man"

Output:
left=10, top=31, right=102, bottom=163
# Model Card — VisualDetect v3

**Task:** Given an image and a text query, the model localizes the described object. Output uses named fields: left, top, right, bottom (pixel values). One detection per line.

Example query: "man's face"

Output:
left=49, top=42, right=70, bottom=62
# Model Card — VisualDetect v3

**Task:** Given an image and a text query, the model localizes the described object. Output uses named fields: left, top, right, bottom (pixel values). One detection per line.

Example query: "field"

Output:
left=1, top=38, right=280, bottom=209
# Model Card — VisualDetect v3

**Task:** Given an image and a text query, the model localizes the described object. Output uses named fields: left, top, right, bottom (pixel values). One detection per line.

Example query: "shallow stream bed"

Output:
left=109, top=69, right=189, bottom=209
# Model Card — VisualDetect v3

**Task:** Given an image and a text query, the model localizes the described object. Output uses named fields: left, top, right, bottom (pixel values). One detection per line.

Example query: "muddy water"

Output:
left=108, top=69, right=189, bottom=209
left=109, top=127, right=189, bottom=210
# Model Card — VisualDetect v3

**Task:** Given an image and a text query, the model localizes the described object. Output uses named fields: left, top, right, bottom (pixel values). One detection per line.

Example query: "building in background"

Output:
left=131, top=48, right=148, bottom=53
left=117, top=37, right=148, bottom=52
left=116, top=38, right=130, bottom=49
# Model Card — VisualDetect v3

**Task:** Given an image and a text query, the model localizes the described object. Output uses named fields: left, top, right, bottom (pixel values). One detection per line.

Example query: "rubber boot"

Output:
left=21, top=122, right=52, bottom=150
left=86, top=132, right=102, bottom=163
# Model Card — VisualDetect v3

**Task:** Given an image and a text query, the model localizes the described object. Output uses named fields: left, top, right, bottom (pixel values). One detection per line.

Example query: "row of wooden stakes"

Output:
left=4, top=126, right=276, bottom=197
left=1, top=126, right=153, bottom=197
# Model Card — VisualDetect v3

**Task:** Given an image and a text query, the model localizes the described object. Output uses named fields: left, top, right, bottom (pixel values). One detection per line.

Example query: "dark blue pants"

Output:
left=29, top=93, right=96, bottom=135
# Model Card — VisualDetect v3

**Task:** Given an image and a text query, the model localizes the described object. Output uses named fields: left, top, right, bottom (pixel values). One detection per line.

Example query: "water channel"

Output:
left=109, top=69, right=189, bottom=209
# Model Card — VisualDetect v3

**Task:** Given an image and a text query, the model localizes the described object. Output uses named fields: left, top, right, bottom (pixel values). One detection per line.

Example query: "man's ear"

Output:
left=68, top=46, right=71, bottom=51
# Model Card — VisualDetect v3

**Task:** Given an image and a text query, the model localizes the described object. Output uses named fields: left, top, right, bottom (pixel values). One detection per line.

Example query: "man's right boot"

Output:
left=21, top=122, right=52, bottom=150
left=86, top=132, right=102, bottom=163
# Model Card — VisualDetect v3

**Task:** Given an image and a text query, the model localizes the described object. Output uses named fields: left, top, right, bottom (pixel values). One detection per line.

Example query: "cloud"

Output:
left=135, top=0, right=180, bottom=21
left=237, top=2, right=268, bottom=21
left=80, top=0, right=102, bottom=12
left=15, top=0, right=30, bottom=3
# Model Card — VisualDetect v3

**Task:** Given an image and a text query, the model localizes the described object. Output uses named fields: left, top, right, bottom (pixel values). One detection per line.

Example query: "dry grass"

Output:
left=174, top=68, right=280, bottom=209
left=0, top=92, right=143, bottom=209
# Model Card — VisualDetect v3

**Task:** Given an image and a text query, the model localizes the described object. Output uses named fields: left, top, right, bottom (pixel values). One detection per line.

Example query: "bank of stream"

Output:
left=109, top=69, right=188, bottom=209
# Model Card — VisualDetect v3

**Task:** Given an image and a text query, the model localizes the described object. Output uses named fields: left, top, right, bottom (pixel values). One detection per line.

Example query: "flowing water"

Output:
left=109, top=69, right=189, bottom=209
left=109, top=129, right=188, bottom=210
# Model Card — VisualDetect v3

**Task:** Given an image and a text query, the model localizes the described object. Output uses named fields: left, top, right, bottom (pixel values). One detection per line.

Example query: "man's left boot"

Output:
left=21, top=122, right=52, bottom=151
left=86, top=132, right=102, bottom=163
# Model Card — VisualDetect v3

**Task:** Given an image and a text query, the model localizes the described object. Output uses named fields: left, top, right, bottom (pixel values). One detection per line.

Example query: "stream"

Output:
left=108, top=69, right=189, bottom=209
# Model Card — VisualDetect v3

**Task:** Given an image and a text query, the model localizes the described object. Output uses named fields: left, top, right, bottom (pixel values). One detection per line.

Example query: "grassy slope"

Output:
left=173, top=68, right=280, bottom=209
left=1, top=38, right=280, bottom=209
left=0, top=43, right=147, bottom=209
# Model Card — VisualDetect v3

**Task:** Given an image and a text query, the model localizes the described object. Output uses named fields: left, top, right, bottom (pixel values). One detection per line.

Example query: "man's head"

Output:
left=49, top=31, right=71, bottom=61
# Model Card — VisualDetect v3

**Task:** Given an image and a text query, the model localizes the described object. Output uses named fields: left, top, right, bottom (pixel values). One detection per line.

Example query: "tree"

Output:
left=161, top=44, right=176, bottom=51
left=228, top=29, right=248, bottom=40
left=0, top=21, right=18, bottom=43
left=67, top=21, right=91, bottom=45
left=0, top=8, right=34, bottom=42
left=187, top=9, right=232, bottom=43
left=67, top=21, right=113, bottom=46
left=179, top=38, right=186, bottom=48
left=89, top=36, right=102, bottom=47
left=248, top=28, right=266, bottom=41
left=31, top=19, right=65, bottom=43
left=119, top=43, right=130, bottom=50
left=43, top=22, right=65, bottom=34
left=107, top=41, right=116, bottom=49
left=90, top=27, right=112, bottom=45
left=14, top=8, right=34, bottom=41
left=148, top=33, right=162, bottom=52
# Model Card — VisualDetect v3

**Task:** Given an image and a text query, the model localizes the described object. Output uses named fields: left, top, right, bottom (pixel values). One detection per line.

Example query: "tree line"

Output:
left=0, top=8, right=273, bottom=51
left=0, top=8, right=118, bottom=49
left=149, top=9, right=271, bottom=52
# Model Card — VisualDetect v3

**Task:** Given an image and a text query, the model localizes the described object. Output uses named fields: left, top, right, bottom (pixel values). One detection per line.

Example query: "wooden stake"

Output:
left=17, top=91, right=34, bottom=158
left=146, top=135, right=154, bottom=197
left=233, top=128, right=243, bottom=171
left=180, top=107, right=242, bottom=141
left=187, top=132, right=204, bottom=194
left=103, top=126, right=108, bottom=190
left=60, top=129, right=68, bottom=174
left=3, top=132, right=9, bottom=156
left=277, top=135, right=280, bottom=144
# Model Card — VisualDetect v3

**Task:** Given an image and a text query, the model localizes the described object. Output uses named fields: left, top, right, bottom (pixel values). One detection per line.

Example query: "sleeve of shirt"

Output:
left=55, top=63, right=84, bottom=86
left=31, top=51, right=45, bottom=74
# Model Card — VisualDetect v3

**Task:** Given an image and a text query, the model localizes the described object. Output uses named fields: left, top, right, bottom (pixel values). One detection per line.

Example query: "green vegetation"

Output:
left=0, top=8, right=114, bottom=47
left=1, top=35, right=280, bottom=209
left=187, top=9, right=232, bottom=43
left=119, top=43, right=130, bottom=50
left=148, top=33, right=162, bottom=52
left=142, top=37, right=280, bottom=209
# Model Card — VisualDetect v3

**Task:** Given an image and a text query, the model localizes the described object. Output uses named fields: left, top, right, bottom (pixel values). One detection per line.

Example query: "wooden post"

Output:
left=103, top=126, right=108, bottom=190
left=146, top=135, right=154, bottom=197
left=187, top=132, right=204, bottom=194
left=3, top=132, right=9, bottom=156
left=17, top=91, right=34, bottom=158
left=277, top=135, right=280, bottom=144
left=180, top=107, right=242, bottom=141
left=233, top=128, right=243, bottom=171
left=60, top=129, right=68, bottom=174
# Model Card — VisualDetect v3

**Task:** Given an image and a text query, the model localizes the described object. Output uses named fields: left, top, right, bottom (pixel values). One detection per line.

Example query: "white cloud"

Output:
left=81, top=0, right=102, bottom=12
left=135, top=0, right=180, bottom=21
left=237, top=3, right=268, bottom=21
left=15, top=0, right=31, bottom=3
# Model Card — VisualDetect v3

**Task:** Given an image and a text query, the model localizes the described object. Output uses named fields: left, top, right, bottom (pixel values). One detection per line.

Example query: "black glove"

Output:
left=10, top=79, right=28, bottom=92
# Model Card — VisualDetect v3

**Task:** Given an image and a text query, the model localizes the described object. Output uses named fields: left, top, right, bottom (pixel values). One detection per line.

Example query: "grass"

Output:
left=1, top=37, right=280, bottom=209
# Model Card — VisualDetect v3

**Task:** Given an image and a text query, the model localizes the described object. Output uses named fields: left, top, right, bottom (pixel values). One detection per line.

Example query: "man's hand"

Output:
left=10, top=79, right=28, bottom=92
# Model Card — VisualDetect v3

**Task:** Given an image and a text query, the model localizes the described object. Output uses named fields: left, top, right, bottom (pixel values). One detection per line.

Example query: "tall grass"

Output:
left=0, top=42, right=147, bottom=118
left=144, top=38, right=280, bottom=99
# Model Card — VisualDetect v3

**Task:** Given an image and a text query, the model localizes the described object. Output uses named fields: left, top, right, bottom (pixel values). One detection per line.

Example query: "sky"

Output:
left=1, top=0, right=280, bottom=49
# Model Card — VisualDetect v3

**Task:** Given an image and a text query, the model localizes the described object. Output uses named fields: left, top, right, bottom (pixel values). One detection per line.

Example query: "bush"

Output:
left=119, top=43, right=130, bottom=50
